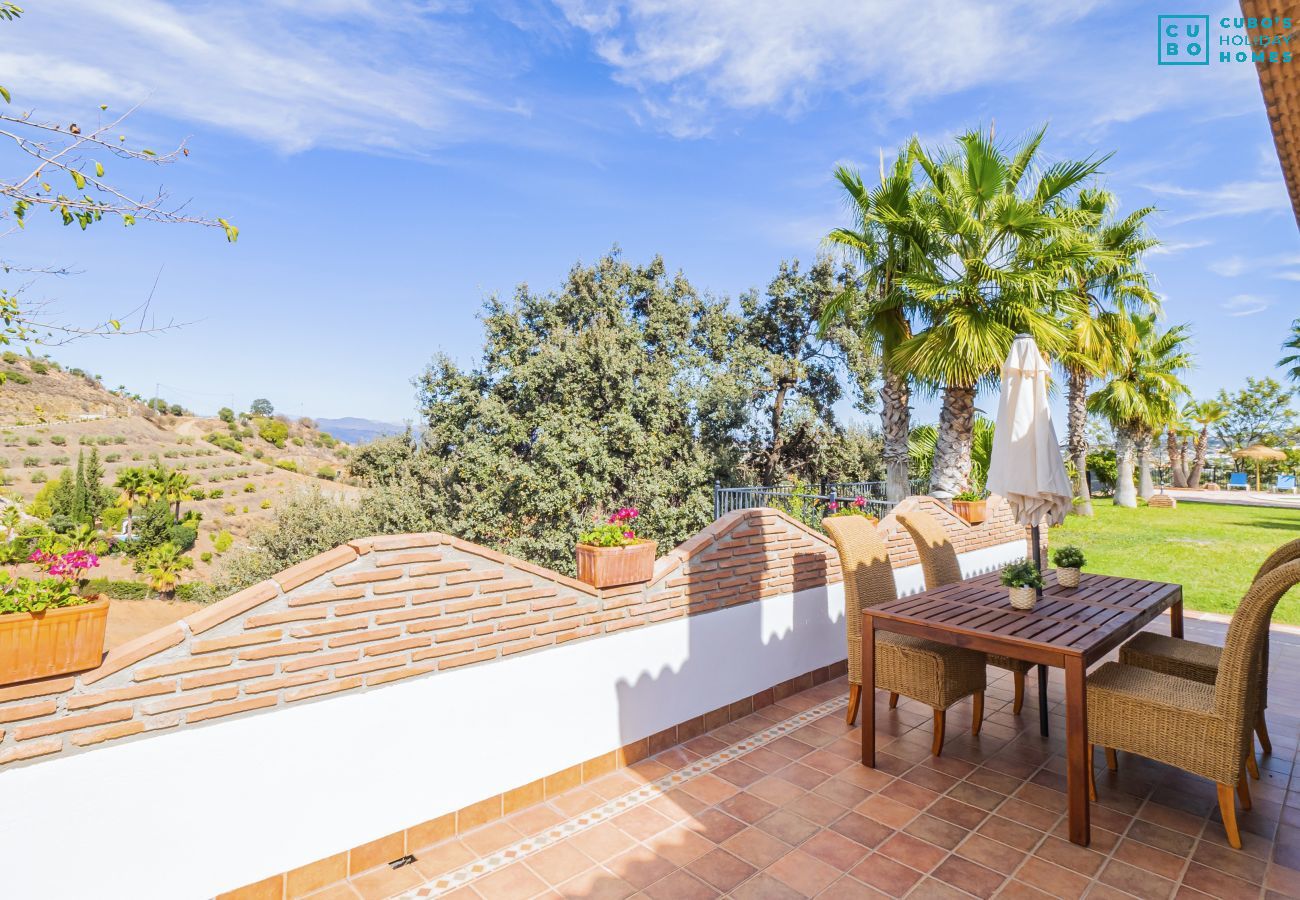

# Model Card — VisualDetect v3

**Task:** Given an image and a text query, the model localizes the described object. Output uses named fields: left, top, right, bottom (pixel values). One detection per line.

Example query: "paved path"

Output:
left=1163, top=487, right=1300, bottom=510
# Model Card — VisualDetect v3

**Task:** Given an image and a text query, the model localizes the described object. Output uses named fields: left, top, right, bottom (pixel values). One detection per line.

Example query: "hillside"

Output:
left=315, top=416, right=405, bottom=444
left=0, top=353, right=361, bottom=582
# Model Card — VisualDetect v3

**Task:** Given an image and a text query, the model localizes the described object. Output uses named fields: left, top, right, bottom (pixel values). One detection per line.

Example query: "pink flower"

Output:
left=828, top=501, right=839, bottom=512
left=854, top=496, right=866, bottom=508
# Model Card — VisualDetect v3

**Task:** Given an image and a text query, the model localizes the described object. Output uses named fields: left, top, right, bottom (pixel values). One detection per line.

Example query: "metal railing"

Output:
left=712, top=479, right=923, bottom=530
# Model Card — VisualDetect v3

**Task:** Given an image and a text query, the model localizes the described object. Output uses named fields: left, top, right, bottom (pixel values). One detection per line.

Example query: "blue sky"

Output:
left=2, top=1, right=1296, bottom=425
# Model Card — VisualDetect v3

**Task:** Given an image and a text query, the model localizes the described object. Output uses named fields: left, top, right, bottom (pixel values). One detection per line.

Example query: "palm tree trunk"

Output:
left=1167, top=429, right=1187, bottom=488
left=1066, top=365, right=1092, bottom=516
left=1136, top=431, right=1155, bottom=500
left=1114, top=429, right=1138, bottom=507
left=1188, top=427, right=1209, bottom=487
left=930, top=384, right=976, bottom=499
left=881, top=369, right=911, bottom=504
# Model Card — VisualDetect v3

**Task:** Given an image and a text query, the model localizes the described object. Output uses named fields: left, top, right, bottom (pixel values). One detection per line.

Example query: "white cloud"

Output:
left=1144, top=179, right=1292, bottom=224
left=1222, top=294, right=1272, bottom=316
left=1209, top=256, right=1247, bottom=276
left=1148, top=239, right=1211, bottom=256
left=552, top=0, right=1106, bottom=135
left=1, top=0, right=532, bottom=153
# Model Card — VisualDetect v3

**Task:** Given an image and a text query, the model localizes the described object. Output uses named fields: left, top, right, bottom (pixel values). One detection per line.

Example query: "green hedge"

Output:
left=80, top=580, right=212, bottom=603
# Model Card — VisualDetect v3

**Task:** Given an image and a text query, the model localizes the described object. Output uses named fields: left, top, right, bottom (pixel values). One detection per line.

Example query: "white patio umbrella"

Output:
left=984, top=333, right=1072, bottom=739
left=985, top=334, right=1073, bottom=532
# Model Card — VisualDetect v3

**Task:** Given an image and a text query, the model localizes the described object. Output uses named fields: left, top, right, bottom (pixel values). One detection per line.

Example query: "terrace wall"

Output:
left=0, top=497, right=1030, bottom=900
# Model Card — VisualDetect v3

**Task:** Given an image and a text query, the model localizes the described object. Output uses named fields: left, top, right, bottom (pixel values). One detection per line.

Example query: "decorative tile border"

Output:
left=396, top=693, right=850, bottom=898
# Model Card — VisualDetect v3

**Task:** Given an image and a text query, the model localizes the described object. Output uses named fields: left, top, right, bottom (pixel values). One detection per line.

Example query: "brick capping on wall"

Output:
left=0, top=496, right=1031, bottom=771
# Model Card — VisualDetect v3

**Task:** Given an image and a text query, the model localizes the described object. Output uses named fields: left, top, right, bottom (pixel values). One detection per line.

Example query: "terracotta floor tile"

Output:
left=460, top=820, right=524, bottom=855
left=1126, top=818, right=1198, bottom=856
left=679, top=773, right=741, bottom=805
left=300, top=885, right=361, bottom=900
left=717, top=790, right=779, bottom=825
left=813, top=776, right=872, bottom=809
left=411, top=839, right=476, bottom=879
left=879, top=779, right=940, bottom=811
left=684, top=808, right=748, bottom=844
left=506, top=805, right=566, bottom=835
left=1179, top=861, right=1264, bottom=899
left=1012, top=856, right=1091, bottom=900
left=756, top=809, right=821, bottom=846
left=854, top=794, right=917, bottom=830
left=874, top=831, right=947, bottom=873
left=550, top=787, right=606, bottom=818
left=349, top=864, right=424, bottom=900
left=779, top=762, right=832, bottom=791
left=766, top=847, right=841, bottom=896
left=930, top=854, right=1005, bottom=899
left=568, top=822, right=637, bottom=862
left=727, top=871, right=806, bottom=899
left=1032, top=836, right=1106, bottom=877
left=1097, top=858, right=1176, bottom=899
left=901, top=814, right=967, bottom=851
left=786, top=791, right=847, bottom=825
left=686, top=847, right=756, bottom=892
left=524, top=842, right=594, bottom=886
left=1191, top=835, right=1270, bottom=883
left=713, top=759, right=767, bottom=788
left=849, top=853, right=923, bottom=897
left=554, top=866, right=636, bottom=900
left=816, top=875, right=893, bottom=899
left=799, top=829, right=870, bottom=870
left=644, top=823, right=715, bottom=866
left=610, top=803, right=675, bottom=842
left=606, top=845, right=678, bottom=890
left=641, top=868, right=721, bottom=900
left=466, top=861, right=547, bottom=900
left=828, top=812, right=894, bottom=849
left=953, top=832, right=1026, bottom=873
left=721, top=826, right=792, bottom=869
left=749, top=776, right=808, bottom=807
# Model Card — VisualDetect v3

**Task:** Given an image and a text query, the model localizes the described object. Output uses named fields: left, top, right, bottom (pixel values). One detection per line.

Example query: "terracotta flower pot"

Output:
left=0, top=597, right=109, bottom=686
left=952, top=499, right=987, bottom=525
left=575, top=540, right=656, bottom=589
left=1057, top=567, right=1081, bottom=588
left=1008, top=586, right=1037, bottom=611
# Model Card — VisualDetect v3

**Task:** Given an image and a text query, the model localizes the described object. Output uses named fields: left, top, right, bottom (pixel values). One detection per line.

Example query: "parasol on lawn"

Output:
left=1231, top=444, right=1286, bottom=491
left=985, top=333, right=1073, bottom=736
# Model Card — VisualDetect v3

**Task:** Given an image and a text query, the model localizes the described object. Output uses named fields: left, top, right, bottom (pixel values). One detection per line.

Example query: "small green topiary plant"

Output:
left=953, top=490, right=986, bottom=502
left=1000, top=560, right=1044, bottom=589
left=1052, top=545, right=1086, bottom=569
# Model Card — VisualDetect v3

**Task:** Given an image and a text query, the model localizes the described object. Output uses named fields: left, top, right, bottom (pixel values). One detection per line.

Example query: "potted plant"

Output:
left=576, top=507, right=657, bottom=589
left=1052, top=545, right=1086, bottom=588
left=952, top=490, right=988, bottom=525
left=0, top=548, right=108, bottom=685
left=825, top=495, right=878, bottom=523
left=1000, top=560, right=1044, bottom=611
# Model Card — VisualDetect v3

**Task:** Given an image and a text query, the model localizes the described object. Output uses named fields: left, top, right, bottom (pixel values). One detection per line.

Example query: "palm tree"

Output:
left=113, top=467, right=147, bottom=534
left=140, top=541, right=193, bottom=601
left=1057, top=188, right=1159, bottom=515
left=1163, top=412, right=1194, bottom=488
left=162, top=470, right=193, bottom=521
left=822, top=151, right=930, bottom=504
left=1280, top=318, right=1300, bottom=384
left=894, top=126, right=1106, bottom=497
left=1088, top=315, right=1193, bottom=506
left=1184, top=399, right=1227, bottom=487
left=907, top=418, right=996, bottom=493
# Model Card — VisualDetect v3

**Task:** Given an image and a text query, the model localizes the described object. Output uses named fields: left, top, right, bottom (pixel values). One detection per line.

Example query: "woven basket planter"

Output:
left=1057, top=567, right=1081, bottom=588
left=575, top=540, right=656, bottom=589
left=0, top=597, right=109, bottom=686
left=952, top=499, right=987, bottom=525
left=1008, top=586, right=1037, bottom=611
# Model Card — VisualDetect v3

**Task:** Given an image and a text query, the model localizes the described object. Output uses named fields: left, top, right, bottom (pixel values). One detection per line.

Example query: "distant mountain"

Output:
left=315, top=417, right=406, bottom=444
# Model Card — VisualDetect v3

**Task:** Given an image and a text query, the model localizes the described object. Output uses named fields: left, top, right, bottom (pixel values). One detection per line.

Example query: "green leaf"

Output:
left=94, top=161, right=104, bottom=178
left=122, top=214, right=135, bottom=227
left=71, top=170, right=86, bottom=190
left=0, top=85, right=10, bottom=104
left=108, top=319, right=121, bottom=331
left=141, top=148, right=156, bottom=157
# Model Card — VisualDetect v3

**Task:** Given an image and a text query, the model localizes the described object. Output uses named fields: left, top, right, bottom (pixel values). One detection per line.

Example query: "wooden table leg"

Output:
left=1064, top=655, right=1090, bottom=846
left=1170, top=592, right=1184, bottom=639
left=1038, top=664, right=1049, bottom=737
left=861, top=612, right=875, bottom=768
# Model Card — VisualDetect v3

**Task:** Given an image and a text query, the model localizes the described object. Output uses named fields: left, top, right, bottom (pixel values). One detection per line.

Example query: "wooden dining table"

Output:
left=859, top=569, right=1183, bottom=847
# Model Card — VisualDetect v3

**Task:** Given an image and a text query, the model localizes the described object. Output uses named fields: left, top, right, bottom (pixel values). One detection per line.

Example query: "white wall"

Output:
left=0, top=539, right=1026, bottom=900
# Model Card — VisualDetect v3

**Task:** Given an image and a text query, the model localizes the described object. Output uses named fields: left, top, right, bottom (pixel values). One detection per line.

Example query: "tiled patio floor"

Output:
left=310, top=617, right=1300, bottom=899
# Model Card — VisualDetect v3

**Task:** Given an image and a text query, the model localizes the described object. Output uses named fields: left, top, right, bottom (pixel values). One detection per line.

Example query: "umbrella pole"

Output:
left=1031, top=524, right=1050, bottom=737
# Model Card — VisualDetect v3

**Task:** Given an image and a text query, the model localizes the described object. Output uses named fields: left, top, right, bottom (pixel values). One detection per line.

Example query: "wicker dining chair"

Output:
left=1118, top=536, right=1300, bottom=778
left=1088, top=559, right=1300, bottom=849
left=895, top=509, right=1034, bottom=714
left=823, top=515, right=987, bottom=755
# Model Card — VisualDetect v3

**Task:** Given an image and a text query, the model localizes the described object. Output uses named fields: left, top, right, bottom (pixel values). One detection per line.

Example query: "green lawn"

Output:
left=1052, top=501, right=1300, bottom=625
